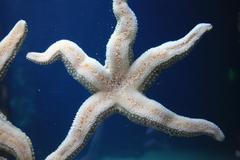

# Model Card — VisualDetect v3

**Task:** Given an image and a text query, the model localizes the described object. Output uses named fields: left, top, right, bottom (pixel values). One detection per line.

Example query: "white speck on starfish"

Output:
left=27, top=0, right=225, bottom=159
left=0, top=20, right=34, bottom=160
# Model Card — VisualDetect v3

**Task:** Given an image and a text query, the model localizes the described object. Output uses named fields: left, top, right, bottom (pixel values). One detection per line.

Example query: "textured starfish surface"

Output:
left=0, top=20, right=34, bottom=160
left=27, top=0, right=225, bottom=159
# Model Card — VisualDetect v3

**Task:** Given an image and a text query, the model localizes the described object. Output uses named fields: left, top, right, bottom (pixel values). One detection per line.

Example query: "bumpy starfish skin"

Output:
left=27, top=0, right=225, bottom=159
left=0, top=20, right=34, bottom=160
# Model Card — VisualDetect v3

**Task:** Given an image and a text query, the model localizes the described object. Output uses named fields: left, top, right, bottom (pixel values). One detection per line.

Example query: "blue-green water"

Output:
left=0, top=0, right=239, bottom=159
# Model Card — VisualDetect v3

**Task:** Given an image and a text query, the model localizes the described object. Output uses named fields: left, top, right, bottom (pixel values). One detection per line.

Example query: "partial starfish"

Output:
left=0, top=20, right=34, bottom=160
left=27, top=0, right=225, bottom=159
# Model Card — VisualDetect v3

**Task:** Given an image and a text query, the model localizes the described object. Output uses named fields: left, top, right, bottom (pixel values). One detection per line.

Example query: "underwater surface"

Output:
left=0, top=0, right=239, bottom=159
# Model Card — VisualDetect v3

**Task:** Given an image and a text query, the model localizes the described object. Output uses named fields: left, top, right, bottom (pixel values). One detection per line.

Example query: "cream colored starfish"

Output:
left=0, top=20, right=34, bottom=160
left=27, top=0, right=225, bottom=159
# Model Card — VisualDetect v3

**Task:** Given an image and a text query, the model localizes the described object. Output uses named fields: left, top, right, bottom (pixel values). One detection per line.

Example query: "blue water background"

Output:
left=0, top=0, right=239, bottom=159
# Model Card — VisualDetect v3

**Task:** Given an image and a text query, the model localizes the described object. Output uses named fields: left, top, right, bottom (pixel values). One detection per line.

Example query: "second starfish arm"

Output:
left=45, top=92, right=115, bottom=160
left=127, top=23, right=212, bottom=91
left=0, top=20, right=27, bottom=80
left=26, top=40, right=110, bottom=92
left=105, top=0, right=138, bottom=77
left=117, top=89, right=225, bottom=141
left=0, top=118, right=34, bottom=160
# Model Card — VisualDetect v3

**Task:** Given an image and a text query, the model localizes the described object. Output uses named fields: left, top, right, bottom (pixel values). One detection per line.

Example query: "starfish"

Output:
left=27, top=0, right=225, bottom=159
left=0, top=20, right=34, bottom=160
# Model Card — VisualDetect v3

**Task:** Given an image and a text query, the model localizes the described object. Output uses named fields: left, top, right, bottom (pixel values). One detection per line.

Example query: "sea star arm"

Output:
left=105, top=0, right=138, bottom=76
left=0, top=117, right=34, bottom=160
left=127, top=24, right=212, bottom=90
left=118, top=89, right=225, bottom=141
left=45, top=92, right=115, bottom=160
left=26, top=40, right=110, bottom=92
left=0, top=20, right=27, bottom=79
left=0, top=20, right=34, bottom=160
